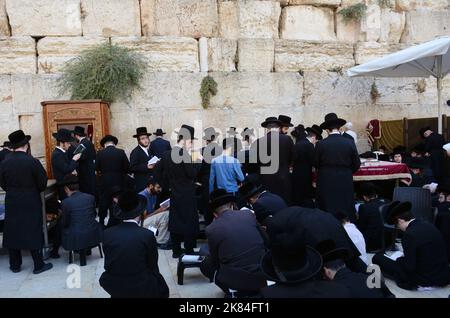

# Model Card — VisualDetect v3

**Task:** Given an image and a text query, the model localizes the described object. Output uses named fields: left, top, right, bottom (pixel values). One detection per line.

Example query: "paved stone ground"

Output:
left=0, top=241, right=449, bottom=298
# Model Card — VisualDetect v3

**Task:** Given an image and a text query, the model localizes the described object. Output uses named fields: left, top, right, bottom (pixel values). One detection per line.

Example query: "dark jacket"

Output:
left=251, top=131, right=293, bottom=204
left=0, top=149, right=11, bottom=164
left=99, top=222, right=169, bottom=298
left=261, top=280, right=352, bottom=298
left=292, top=138, right=315, bottom=205
left=436, top=202, right=450, bottom=262
left=356, top=198, right=386, bottom=252
left=314, top=134, right=361, bottom=218
left=149, top=137, right=172, bottom=159
left=51, top=147, right=78, bottom=200
left=130, top=145, right=152, bottom=192
left=333, top=267, right=388, bottom=298
left=396, top=219, right=450, bottom=287
left=206, top=209, right=266, bottom=290
left=252, top=191, right=287, bottom=224
left=424, top=132, right=445, bottom=179
left=0, top=152, right=48, bottom=250
left=77, top=138, right=97, bottom=195
left=159, top=146, right=200, bottom=236
left=61, top=191, right=102, bottom=251
left=96, top=145, right=129, bottom=194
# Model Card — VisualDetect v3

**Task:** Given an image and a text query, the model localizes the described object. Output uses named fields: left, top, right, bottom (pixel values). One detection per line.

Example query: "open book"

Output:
left=181, top=255, right=204, bottom=263
left=148, top=156, right=160, bottom=165
left=384, top=250, right=404, bottom=261
left=73, top=143, right=86, bottom=156
left=160, top=198, right=170, bottom=209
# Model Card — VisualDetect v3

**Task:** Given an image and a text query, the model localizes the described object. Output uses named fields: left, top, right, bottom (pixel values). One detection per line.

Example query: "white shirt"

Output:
left=56, top=146, right=66, bottom=153
left=329, top=131, right=341, bottom=135
left=123, top=219, right=139, bottom=225
left=346, top=130, right=358, bottom=143
left=343, top=222, right=368, bottom=264
left=139, top=145, right=149, bottom=157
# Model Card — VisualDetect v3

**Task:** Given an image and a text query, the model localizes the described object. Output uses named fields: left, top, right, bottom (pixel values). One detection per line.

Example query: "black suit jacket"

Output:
left=51, top=148, right=78, bottom=200
left=77, top=138, right=96, bottom=195
left=333, top=268, right=389, bottom=298
left=99, top=222, right=169, bottom=298
left=356, top=198, right=386, bottom=252
left=0, top=149, right=11, bottom=164
left=424, top=132, right=445, bottom=178
left=96, top=145, right=129, bottom=193
left=252, top=191, right=287, bottom=224
left=396, top=219, right=450, bottom=287
left=292, top=138, right=315, bottom=204
left=149, top=137, right=172, bottom=159
left=130, top=145, right=152, bottom=192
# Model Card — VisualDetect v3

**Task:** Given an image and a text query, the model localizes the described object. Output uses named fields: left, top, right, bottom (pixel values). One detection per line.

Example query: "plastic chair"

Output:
left=393, top=187, right=434, bottom=223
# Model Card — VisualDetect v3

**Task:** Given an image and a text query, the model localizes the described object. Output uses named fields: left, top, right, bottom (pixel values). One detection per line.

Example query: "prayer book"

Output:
left=181, top=255, right=203, bottom=263
left=384, top=250, right=403, bottom=261
left=160, top=198, right=170, bottom=209
left=148, top=156, right=160, bottom=165
left=73, top=143, right=86, bottom=155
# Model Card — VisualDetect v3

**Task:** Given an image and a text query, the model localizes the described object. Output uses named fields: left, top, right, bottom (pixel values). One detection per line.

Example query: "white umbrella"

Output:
left=347, top=37, right=450, bottom=133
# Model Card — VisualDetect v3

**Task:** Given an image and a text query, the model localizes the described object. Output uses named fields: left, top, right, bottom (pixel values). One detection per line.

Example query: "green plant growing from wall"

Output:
left=57, top=42, right=147, bottom=103
left=338, top=3, right=367, bottom=23
left=200, top=76, right=218, bottom=109
left=370, top=81, right=381, bottom=103
left=378, top=0, right=392, bottom=8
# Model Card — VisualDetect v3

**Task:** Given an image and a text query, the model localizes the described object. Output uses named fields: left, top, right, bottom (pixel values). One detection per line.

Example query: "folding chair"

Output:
left=393, top=187, right=435, bottom=223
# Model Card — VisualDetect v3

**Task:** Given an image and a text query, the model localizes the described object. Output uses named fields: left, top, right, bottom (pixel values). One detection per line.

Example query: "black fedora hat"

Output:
left=133, top=127, right=152, bottom=138
left=419, top=126, right=432, bottom=138
left=153, top=128, right=166, bottom=136
left=72, top=126, right=86, bottom=137
left=209, top=189, right=237, bottom=212
left=8, top=130, right=31, bottom=149
left=291, top=124, right=306, bottom=139
left=261, top=117, right=282, bottom=128
left=319, top=113, right=347, bottom=130
left=407, top=157, right=427, bottom=169
left=306, top=124, right=323, bottom=140
left=386, top=201, right=412, bottom=225
left=100, top=134, right=118, bottom=147
left=316, top=239, right=349, bottom=264
left=116, top=190, right=148, bottom=220
left=57, top=174, right=79, bottom=187
left=278, top=115, right=294, bottom=127
left=176, top=124, right=197, bottom=140
left=52, top=128, right=75, bottom=143
left=203, top=127, right=220, bottom=141
left=1, top=141, right=11, bottom=148
left=238, top=181, right=263, bottom=200
left=226, top=127, right=238, bottom=136
left=241, top=127, right=254, bottom=140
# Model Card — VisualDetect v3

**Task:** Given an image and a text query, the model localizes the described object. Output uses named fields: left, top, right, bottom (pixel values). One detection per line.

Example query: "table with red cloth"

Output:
left=353, top=160, right=411, bottom=182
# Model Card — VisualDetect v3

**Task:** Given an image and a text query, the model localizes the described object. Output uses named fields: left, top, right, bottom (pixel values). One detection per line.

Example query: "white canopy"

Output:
left=347, top=37, right=450, bottom=133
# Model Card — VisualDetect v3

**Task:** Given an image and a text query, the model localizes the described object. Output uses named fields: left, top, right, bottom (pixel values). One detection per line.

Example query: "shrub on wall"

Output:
left=200, top=76, right=218, bottom=109
left=339, top=3, right=367, bottom=23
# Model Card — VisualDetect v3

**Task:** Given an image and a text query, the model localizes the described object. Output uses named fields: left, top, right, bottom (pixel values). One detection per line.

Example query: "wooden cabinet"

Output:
left=41, top=100, right=110, bottom=178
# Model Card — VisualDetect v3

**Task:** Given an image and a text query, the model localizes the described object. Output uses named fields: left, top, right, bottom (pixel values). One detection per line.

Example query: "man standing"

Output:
left=292, top=125, right=322, bottom=208
left=0, top=130, right=53, bottom=274
left=158, top=125, right=201, bottom=258
left=226, top=127, right=242, bottom=158
left=73, top=126, right=97, bottom=196
left=51, top=129, right=81, bottom=201
left=251, top=117, right=293, bottom=204
left=130, top=127, right=154, bottom=192
left=96, top=135, right=130, bottom=227
left=278, top=115, right=294, bottom=135
left=0, top=141, right=12, bottom=163
left=149, top=129, right=171, bottom=158
left=420, top=126, right=445, bottom=180
left=315, top=113, right=360, bottom=220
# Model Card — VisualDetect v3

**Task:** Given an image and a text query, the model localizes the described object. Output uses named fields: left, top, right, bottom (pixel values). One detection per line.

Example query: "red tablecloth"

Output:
left=353, top=161, right=411, bottom=182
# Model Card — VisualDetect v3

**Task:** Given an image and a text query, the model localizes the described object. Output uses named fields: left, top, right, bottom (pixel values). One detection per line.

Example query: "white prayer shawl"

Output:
left=343, top=222, right=368, bottom=264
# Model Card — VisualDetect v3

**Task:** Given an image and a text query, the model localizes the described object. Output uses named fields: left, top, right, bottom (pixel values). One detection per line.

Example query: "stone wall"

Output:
left=1, top=0, right=450, bottom=161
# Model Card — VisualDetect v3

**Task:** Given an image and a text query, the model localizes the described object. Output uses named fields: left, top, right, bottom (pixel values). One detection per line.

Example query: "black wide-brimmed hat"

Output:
left=319, top=113, right=347, bottom=130
left=278, top=115, right=294, bottom=127
left=316, top=239, right=349, bottom=264
left=306, top=124, right=323, bottom=140
left=407, top=157, right=427, bottom=169
left=419, top=126, right=432, bottom=138
left=100, top=135, right=118, bottom=147
left=72, top=126, right=86, bottom=137
left=438, top=180, right=450, bottom=195
left=226, top=127, right=238, bottom=136
left=386, top=201, right=412, bottom=225
left=1, top=141, right=11, bottom=148
left=241, top=127, right=255, bottom=140
left=238, top=181, right=264, bottom=200
left=261, top=117, right=282, bottom=128
left=203, top=127, right=220, bottom=141
left=153, top=128, right=166, bottom=136
left=291, top=124, right=306, bottom=139
left=116, top=190, right=148, bottom=220
left=52, top=128, right=75, bottom=143
left=8, top=130, right=31, bottom=149
left=176, top=124, right=197, bottom=140
left=57, top=174, right=79, bottom=187
left=209, top=189, right=237, bottom=212
left=133, top=127, right=151, bottom=138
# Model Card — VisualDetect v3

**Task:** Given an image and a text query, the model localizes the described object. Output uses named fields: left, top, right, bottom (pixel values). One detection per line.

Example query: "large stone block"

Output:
left=111, top=36, right=199, bottom=72
left=0, top=0, right=9, bottom=36
left=361, top=3, right=381, bottom=42
left=219, top=1, right=281, bottom=39
left=280, top=5, right=335, bottom=41
left=81, top=0, right=141, bottom=36
left=0, top=75, right=13, bottom=116
left=237, top=39, right=274, bottom=72
left=5, top=0, right=82, bottom=36
left=207, top=38, right=237, bottom=72
left=141, top=0, right=218, bottom=38
left=275, top=41, right=355, bottom=72
left=336, top=10, right=362, bottom=43
left=380, top=9, right=406, bottom=43
left=289, top=0, right=340, bottom=5
left=354, top=42, right=408, bottom=64
left=395, top=0, right=448, bottom=11
left=401, top=9, right=450, bottom=43
left=37, top=37, right=108, bottom=74
left=0, top=37, right=36, bottom=75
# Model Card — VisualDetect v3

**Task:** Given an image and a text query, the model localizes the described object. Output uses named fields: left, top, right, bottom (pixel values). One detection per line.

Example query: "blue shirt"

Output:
left=209, top=154, right=244, bottom=193
left=139, top=189, right=157, bottom=213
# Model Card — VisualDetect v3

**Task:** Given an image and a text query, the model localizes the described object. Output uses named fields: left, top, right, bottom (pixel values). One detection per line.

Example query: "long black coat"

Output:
left=159, top=146, right=200, bottom=236
left=314, top=134, right=361, bottom=218
left=292, top=138, right=315, bottom=205
left=96, top=146, right=129, bottom=194
left=77, top=138, right=96, bottom=195
left=149, top=137, right=172, bottom=159
left=198, top=142, right=221, bottom=222
left=333, top=268, right=388, bottom=298
left=100, top=222, right=169, bottom=298
left=51, top=148, right=78, bottom=200
left=356, top=198, right=386, bottom=252
left=436, top=202, right=450, bottom=262
left=252, top=191, right=287, bottom=224
left=61, top=191, right=102, bottom=251
left=251, top=131, right=293, bottom=204
left=424, top=132, right=445, bottom=179
left=396, top=219, right=450, bottom=287
left=0, top=149, right=11, bottom=164
left=0, top=152, right=48, bottom=250
left=130, top=145, right=152, bottom=192
left=261, top=280, right=352, bottom=298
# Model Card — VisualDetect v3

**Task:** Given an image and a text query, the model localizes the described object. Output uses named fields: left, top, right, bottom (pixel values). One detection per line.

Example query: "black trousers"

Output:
left=9, top=249, right=44, bottom=271
left=98, top=192, right=112, bottom=225
left=171, top=233, right=196, bottom=255
left=372, top=252, right=416, bottom=290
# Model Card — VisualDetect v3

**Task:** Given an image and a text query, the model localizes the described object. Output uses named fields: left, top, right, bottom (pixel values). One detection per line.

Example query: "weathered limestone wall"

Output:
left=1, top=0, right=450, bottom=160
